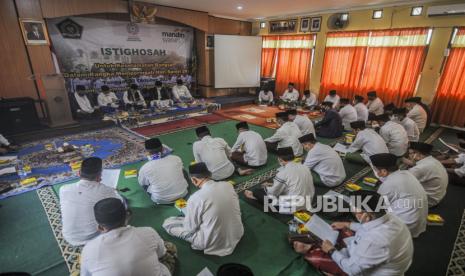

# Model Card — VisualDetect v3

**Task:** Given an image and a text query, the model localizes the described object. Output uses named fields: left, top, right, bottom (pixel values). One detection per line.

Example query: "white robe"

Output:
left=281, top=89, right=300, bottom=102
left=193, top=136, right=235, bottom=180
left=303, top=142, right=346, bottom=187
left=354, top=102, right=369, bottom=122
left=0, top=134, right=10, bottom=146
left=293, top=114, right=316, bottom=136
left=455, top=154, right=465, bottom=178
left=74, top=93, right=94, bottom=113
left=324, top=95, right=340, bottom=108
left=409, top=156, right=448, bottom=207
left=258, top=90, right=274, bottom=103
left=407, top=104, right=427, bottom=132
left=264, top=122, right=303, bottom=156
left=97, top=92, right=119, bottom=108
left=163, top=180, right=244, bottom=256
left=379, top=121, right=409, bottom=157
left=302, top=93, right=317, bottom=107
left=339, top=104, right=358, bottom=130
left=367, top=97, right=384, bottom=116
left=399, top=117, right=420, bottom=142
left=172, top=85, right=192, bottom=101
left=231, top=130, right=267, bottom=166
left=377, top=170, right=428, bottom=238
left=348, top=128, right=389, bottom=157
left=123, top=90, right=146, bottom=107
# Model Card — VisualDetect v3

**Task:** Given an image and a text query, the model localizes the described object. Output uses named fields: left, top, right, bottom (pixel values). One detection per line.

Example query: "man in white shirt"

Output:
left=123, top=84, right=146, bottom=109
left=376, top=113, right=409, bottom=157
left=258, top=88, right=274, bottom=105
left=405, top=97, right=427, bottom=133
left=150, top=81, right=173, bottom=108
left=97, top=85, right=119, bottom=112
left=264, top=112, right=303, bottom=157
left=193, top=126, right=249, bottom=180
left=81, top=198, right=175, bottom=276
left=346, top=121, right=389, bottom=164
left=371, top=153, right=428, bottom=238
left=441, top=134, right=465, bottom=186
left=172, top=79, right=193, bottom=103
left=231, top=121, right=267, bottom=168
left=299, top=133, right=346, bottom=187
left=302, top=90, right=317, bottom=109
left=163, top=163, right=244, bottom=256
left=74, top=85, right=98, bottom=118
left=287, top=109, right=315, bottom=136
left=280, top=82, right=300, bottom=102
left=367, top=91, right=384, bottom=117
left=244, top=147, right=314, bottom=214
left=59, top=157, right=123, bottom=246
left=323, top=90, right=340, bottom=109
left=338, top=98, right=358, bottom=131
left=138, top=138, right=188, bottom=204
left=294, top=190, right=413, bottom=276
left=392, top=107, right=420, bottom=142
left=403, top=142, right=448, bottom=207
left=353, top=95, right=369, bottom=122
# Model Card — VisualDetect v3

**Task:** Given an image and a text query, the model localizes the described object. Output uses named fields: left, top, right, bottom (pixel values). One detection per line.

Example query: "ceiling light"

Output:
left=237, top=5, right=243, bottom=10
left=373, top=10, right=383, bottom=19
left=411, top=6, right=423, bottom=16
left=260, top=22, right=266, bottom=29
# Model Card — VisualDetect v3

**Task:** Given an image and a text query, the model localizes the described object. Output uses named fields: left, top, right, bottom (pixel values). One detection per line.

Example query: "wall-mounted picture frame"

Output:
left=206, top=34, right=214, bottom=49
left=19, top=18, right=50, bottom=45
left=300, top=18, right=310, bottom=32
left=269, top=19, right=297, bottom=33
left=310, top=17, right=322, bottom=32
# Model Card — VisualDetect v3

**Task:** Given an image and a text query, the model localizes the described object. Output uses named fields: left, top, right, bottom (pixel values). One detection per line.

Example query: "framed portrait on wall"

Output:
left=310, top=17, right=322, bottom=32
left=269, top=19, right=297, bottom=33
left=300, top=18, right=310, bottom=32
left=19, top=19, right=50, bottom=45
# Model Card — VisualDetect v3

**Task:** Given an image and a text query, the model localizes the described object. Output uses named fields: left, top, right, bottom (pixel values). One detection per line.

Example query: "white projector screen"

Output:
left=214, top=35, right=262, bottom=88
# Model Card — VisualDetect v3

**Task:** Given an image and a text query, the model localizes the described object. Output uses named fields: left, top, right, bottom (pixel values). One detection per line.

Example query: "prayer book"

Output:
left=438, top=138, right=460, bottom=153
left=101, top=169, right=120, bottom=189
left=345, top=183, right=362, bottom=192
left=0, top=166, right=16, bottom=176
left=0, top=156, right=17, bottom=166
left=304, top=214, right=339, bottom=244
left=196, top=267, right=214, bottom=276
left=427, top=214, right=445, bottom=226
left=175, top=198, right=187, bottom=214
left=124, top=169, right=138, bottom=179
left=363, top=177, right=379, bottom=187
left=20, top=177, right=37, bottom=186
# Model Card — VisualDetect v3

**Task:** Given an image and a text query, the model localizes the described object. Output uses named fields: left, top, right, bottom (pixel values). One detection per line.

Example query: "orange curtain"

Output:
left=274, top=35, right=313, bottom=96
left=261, top=35, right=279, bottom=78
left=319, top=31, right=369, bottom=101
left=358, top=28, right=428, bottom=106
left=432, top=28, right=465, bottom=127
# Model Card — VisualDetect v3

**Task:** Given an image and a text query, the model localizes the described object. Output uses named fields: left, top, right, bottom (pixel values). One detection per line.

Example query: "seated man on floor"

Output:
left=346, top=121, right=389, bottom=164
left=172, top=79, right=193, bottom=103
left=193, top=126, right=251, bottom=180
left=353, top=95, right=369, bottom=122
left=315, top=101, right=343, bottom=138
left=371, top=153, right=428, bottom=238
left=403, top=142, right=448, bottom=207
left=299, top=133, right=346, bottom=187
left=293, top=190, right=413, bottom=276
left=81, top=198, right=176, bottom=276
left=59, top=157, right=123, bottom=246
left=392, top=107, right=420, bottom=142
left=97, top=85, right=119, bottom=113
left=323, top=90, right=340, bottom=109
left=302, top=90, right=318, bottom=109
left=0, top=134, right=18, bottom=155
left=287, top=109, right=315, bottom=136
left=280, top=82, right=300, bottom=103
left=244, top=147, right=314, bottom=214
left=338, top=98, right=358, bottom=131
left=405, top=97, right=427, bottom=133
left=150, top=81, right=173, bottom=109
left=163, top=163, right=244, bottom=256
left=231, top=122, right=267, bottom=168
left=138, top=138, right=188, bottom=204
left=123, top=84, right=147, bottom=109
left=73, top=85, right=99, bottom=119
left=264, top=112, right=303, bottom=157
left=366, top=91, right=384, bottom=118
left=440, top=134, right=465, bottom=186
left=258, top=86, right=274, bottom=105
left=376, top=113, right=409, bottom=157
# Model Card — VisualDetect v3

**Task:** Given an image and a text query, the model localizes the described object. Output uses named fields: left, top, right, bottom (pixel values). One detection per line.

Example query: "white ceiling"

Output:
left=146, top=0, right=447, bottom=20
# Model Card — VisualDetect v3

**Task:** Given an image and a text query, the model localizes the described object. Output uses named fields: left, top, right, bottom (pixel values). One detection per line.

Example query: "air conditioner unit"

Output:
left=427, top=3, right=465, bottom=17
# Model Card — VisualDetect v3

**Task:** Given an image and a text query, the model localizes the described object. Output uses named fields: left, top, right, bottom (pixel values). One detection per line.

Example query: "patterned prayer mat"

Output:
left=0, top=127, right=146, bottom=199
left=447, top=209, right=465, bottom=276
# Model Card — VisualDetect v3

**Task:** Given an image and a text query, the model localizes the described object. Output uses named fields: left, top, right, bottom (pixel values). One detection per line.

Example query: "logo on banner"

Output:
left=162, top=28, right=188, bottom=43
left=127, top=23, right=141, bottom=41
left=56, top=18, right=83, bottom=39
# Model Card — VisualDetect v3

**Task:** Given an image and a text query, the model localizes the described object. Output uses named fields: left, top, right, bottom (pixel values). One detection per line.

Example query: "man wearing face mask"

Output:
left=440, top=132, right=465, bottom=186
left=392, top=108, right=419, bottom=142
left=403, top=142, right=448, bottom=207
left=405, top=97, right=427, bottom=133
left=138, top=138, right=188, bottom=204
left=345, top=121, right=389, bottom=165
left=366, top=91, right=384, bottom=117
left=244, top=147, right=314, bottom=214
left=315, top=102, right=343, bottom=138
left=264, top=112, right=303, bottom=156
left=376, top=113, right=409, bottom=157
left=163, top=163, right=244, bottom=256
left=293, top=190, right=413, bottom=276
left=353, top=95, right=369, bottom=122
left=370, top=153, right=428, bottom=238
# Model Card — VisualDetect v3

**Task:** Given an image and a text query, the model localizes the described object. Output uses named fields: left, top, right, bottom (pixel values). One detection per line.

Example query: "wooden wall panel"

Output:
left=153, top=5, right=209, bottom=32
left=40, top=0, right=127, bottom=18
left=0, top=0, right=37, bottom=99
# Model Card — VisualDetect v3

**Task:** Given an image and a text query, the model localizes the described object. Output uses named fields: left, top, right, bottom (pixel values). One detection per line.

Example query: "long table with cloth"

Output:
left=0, top=121, right=457, bottom=276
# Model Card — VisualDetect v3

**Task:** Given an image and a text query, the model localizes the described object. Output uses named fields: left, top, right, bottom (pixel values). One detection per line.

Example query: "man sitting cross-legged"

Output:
left=403, top=142, right=448, bottom=207
left=440, top=133, right=465, bottom=186
left=59, top=157, right=124, bottom=246
left=163, top=163, right=244, bottom=256
left=315, top=101, right=344, bottom=138
left=230, top=121, right=267, bottom=169
left=370, top=153, right=428, bottom=238
left=264, top=111, right=303, bottom=157
left=299, top=133, right=346, bottom=187
left=138, top=138, right=189, bottom=204
left=376, top=113, right=409, bottom=157
left=293, top=190, right=413, bottom=276
left=287, top=109, right=316, bottom=136
left=81, top=198, right=176, bottom=276
left=244, top=147, right=314, bottom=214
left=345, top=120, right=389, bottom=165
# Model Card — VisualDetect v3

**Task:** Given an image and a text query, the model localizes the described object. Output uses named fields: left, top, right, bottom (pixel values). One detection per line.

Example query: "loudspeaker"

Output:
left=0, top=98, right=41, bottom=134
